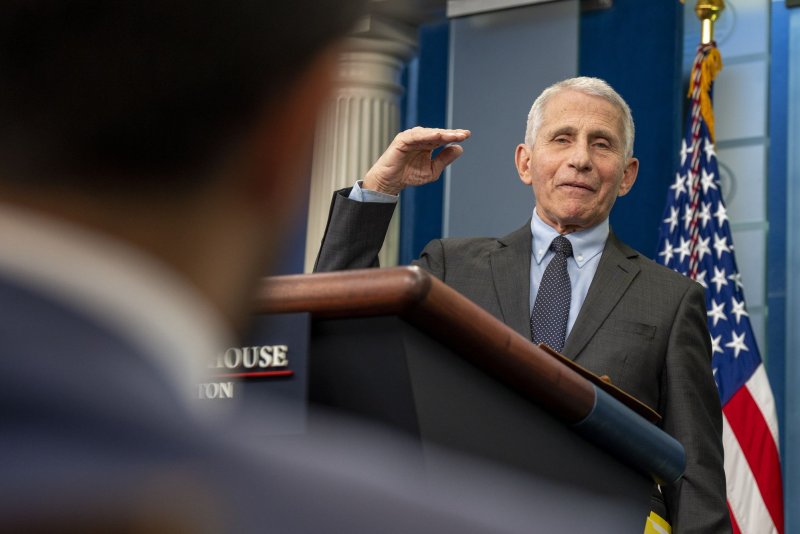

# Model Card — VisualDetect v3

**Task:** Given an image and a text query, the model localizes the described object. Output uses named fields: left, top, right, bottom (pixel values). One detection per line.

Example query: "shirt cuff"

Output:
left=348, top=181, right=399, bottom=204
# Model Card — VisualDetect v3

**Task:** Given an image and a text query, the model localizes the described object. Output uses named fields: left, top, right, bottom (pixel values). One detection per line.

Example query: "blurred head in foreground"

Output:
left=0, top=0, right=361, bottom=329
left=0, top=2, right=374, bottom=530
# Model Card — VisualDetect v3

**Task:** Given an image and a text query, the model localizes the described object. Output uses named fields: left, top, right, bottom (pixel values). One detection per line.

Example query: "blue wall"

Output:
left=768, top=0, right=790, bottom=505
left=783, top=4, right=800, bottom=532
left=443, top=0, right=579, bottom=239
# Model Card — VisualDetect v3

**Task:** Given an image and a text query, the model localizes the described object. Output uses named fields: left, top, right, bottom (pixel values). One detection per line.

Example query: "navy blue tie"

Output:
left=531, top=235, right=573, bottom=352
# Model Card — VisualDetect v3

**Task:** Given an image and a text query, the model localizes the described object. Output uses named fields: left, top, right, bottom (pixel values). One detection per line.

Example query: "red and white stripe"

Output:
left=722, top=364, right=783, bottom=534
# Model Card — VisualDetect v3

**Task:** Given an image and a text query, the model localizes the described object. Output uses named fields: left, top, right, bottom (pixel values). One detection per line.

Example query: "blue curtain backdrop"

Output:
left=578, top=0, right=684, bottom=259
left=399, top=21, right=449, bottom=265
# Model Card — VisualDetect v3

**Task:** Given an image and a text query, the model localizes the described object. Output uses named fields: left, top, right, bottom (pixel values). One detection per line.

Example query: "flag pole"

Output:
left=695, top=0, right=725, bottom=44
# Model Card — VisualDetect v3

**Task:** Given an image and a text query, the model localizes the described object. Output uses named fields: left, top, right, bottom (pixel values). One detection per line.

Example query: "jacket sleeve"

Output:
left=660, top=281, right=731, bottom=533
left=313, top=188, right=397, bottom=272
left=414, top=238, right=446, bottom=279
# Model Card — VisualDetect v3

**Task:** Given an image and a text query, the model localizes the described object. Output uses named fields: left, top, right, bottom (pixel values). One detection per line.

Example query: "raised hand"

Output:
left=362, top=127, right=471, bottom=195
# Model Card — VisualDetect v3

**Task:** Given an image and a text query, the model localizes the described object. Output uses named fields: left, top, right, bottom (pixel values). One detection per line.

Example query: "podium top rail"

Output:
left=255, top=266, right=594, bottom=423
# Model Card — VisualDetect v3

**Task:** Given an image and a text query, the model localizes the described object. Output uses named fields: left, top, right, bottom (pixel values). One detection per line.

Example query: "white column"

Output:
left=304, top=28, right=416, bottom=273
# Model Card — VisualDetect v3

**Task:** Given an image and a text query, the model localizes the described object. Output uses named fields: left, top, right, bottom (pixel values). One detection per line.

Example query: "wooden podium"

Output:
left=254, top=266, right=684, bottom=530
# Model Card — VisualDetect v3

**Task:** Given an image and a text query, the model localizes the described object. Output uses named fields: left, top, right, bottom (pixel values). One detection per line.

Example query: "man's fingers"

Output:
left=363, top=127, right=470, bottom=193
left=430, top=144, right=465, bottom=178
left=395, top=127, right=470, bottom=151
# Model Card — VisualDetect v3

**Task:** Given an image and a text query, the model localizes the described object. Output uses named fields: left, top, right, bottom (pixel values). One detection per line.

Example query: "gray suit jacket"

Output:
left=315, top=188, right=731, bottom=534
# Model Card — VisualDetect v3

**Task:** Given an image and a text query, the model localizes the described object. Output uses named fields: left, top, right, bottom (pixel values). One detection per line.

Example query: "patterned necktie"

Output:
left=531, top=235, right=573, bottom=352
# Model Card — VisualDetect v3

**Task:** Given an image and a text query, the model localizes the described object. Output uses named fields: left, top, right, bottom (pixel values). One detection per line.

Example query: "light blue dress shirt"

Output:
left=348, top=182, right=610, bottom=339
left=349, top=181, right=398, bottom=203
left=530, top=207, right=608, bottom=338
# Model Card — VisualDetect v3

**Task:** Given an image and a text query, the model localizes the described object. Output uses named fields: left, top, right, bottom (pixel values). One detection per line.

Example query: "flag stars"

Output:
left=699, top=202, right=712, bottom=228
left=704, top=138, right=716, bottom=162
left=728, top=272, right=744, bottom=292
left=671, top=173, right=687, bottom=200
left=725, top=331, right=749, bottom=358
left=714, top=202, right=728, bottom=227
left=701, top=167, right=718, bottom=194
left=710, top=334, right=724, bottom=355
left=683, top=208, right=694, bottom=231
left=711, top=266, right=729, bottom=293
left=695, top=269, right=708, bottom=289
left=707, top=299, right=727, bottom=327
left=730, top=297, right=749, bottom=324
left=680, top=138, right=692, bottom=166
left=674, top=236, right=692, bottom=263
left=713, top=233, right=731, bottom=259
left=695, top=235, right=711, bottom=262
left=664, top=206, right=679, bottom=233
left=658, top=239, right=675, bottom=265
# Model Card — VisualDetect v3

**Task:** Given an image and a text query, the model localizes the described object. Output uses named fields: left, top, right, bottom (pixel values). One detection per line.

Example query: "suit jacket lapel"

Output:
left=490, top=222, right=533, bottom=338
left=562, top=232, right=641, bottom=360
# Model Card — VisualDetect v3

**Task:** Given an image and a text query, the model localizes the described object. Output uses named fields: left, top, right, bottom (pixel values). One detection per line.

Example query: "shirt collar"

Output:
left=530, top=206, right=609, bottom=268
left=0, top=202, right=234, bottom=417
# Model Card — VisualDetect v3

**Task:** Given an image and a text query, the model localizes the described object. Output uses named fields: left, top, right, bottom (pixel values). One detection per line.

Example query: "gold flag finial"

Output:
left=695, top=0, right=725, bottom=44
left=687, top=0, right=725, bottom=141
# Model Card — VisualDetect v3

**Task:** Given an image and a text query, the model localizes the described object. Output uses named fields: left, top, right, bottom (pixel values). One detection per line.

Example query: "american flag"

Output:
left=656, top=42, right=784, bottom=533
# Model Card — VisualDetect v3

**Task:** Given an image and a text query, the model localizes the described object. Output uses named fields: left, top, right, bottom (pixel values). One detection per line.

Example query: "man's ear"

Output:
left=617, top=156, right=639, bottom=197
left=515, top=144, right=533, bottom=185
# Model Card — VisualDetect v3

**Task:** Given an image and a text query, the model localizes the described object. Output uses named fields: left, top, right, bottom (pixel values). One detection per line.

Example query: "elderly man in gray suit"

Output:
left=315, top=77, right=731, bottom=533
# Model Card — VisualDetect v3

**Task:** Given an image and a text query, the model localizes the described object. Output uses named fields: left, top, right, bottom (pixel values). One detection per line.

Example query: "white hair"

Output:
left=523, top=77, right=635, bottom=158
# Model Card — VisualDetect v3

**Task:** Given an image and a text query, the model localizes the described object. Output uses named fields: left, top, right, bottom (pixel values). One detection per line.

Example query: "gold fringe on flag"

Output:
left=688, top=46, right=723, bottom=142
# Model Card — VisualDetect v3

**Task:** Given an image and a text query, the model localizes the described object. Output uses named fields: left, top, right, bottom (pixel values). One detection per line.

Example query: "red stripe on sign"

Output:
left=723, top=386, right=784, bottom=534
left=215, top=370, right=294, bottom=379
left=727, top=501, right=741, bottom=534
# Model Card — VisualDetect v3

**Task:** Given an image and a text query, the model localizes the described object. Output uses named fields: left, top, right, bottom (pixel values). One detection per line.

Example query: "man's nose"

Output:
left=567, top=142, right=592, bottom=172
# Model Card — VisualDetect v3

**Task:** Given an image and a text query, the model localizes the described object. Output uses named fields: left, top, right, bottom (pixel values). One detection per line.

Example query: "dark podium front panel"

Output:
left=309, top=315, right=652, bottom=521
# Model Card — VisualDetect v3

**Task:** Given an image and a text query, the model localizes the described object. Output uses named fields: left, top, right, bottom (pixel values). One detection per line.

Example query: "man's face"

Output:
left=515, top=90, right=638, bottom=234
